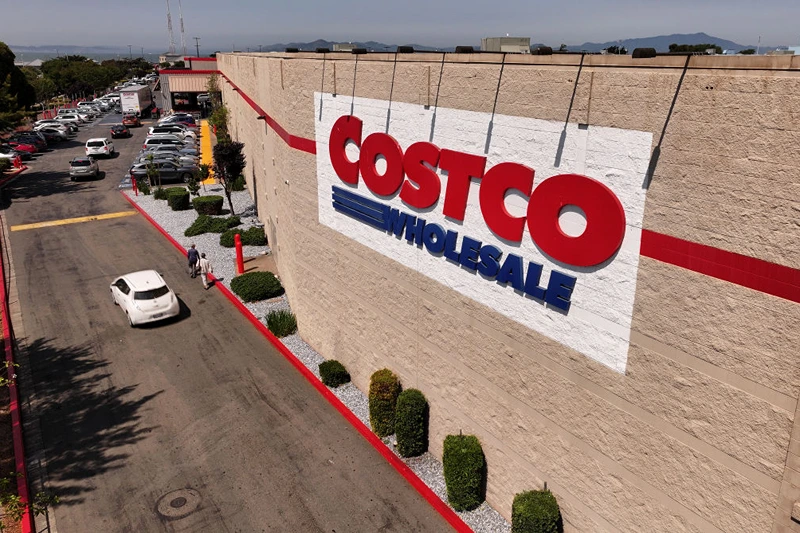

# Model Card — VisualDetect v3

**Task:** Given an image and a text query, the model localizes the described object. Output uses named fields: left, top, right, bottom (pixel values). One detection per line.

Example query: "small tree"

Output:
left=212, top=141, right=245, bottom=215
left=208, top=103, right=229, bottom=139
left=144, top=153, right=160, bottom=189
left=207, top=72, right=222, bottom=109
left=740, top=48, right=756, bottom=55
left=558, top=44, right=567, bottom=52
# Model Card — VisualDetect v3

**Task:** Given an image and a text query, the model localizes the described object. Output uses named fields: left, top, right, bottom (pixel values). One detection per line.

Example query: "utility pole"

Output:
left=756, top=35, right=761, bottom=55
left=128, top=44, right=132, bottom=59
left=258, top=45, right=262, bottom=53
left=141, top=47, right=144, bottom=58
left=194, top=37, right=200, bottom=57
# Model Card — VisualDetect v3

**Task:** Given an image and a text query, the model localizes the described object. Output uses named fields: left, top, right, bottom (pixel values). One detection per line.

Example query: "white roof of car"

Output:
left=87, top=137, right=109, bottom=143
left=122, top=270, right=167, bottom=291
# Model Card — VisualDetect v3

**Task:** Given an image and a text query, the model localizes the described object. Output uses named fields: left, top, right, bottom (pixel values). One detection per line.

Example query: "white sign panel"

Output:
left=314, top=93, right=652, bottom=373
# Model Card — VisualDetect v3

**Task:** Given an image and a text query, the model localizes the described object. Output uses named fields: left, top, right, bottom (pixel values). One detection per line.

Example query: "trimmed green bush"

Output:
left=153, top=187, right=168, bottom=200
left=319, top=360, right=351, bottom=388
left=220, top=226, right=267, bottom=248
left=443, top=434, right=486, bottom=511
left=266, top=309, right=297, bottom=337
left=369, top=369, right=401, bottom=437
left=231, top=175, right=246, bottom=191
left=512, top=490, right=561, bottom=533
left=135, top=177, right=151, bottom=195
left=395, top=389, right=429, bottom=457
left=230, top=271, right=284, bottom=302
left=192, top=195, right=224, bottom=215
left=0, top=159, right=11, bottom=174
left=184, top=214, right=241, bottom=237
left=167, top=188, right=190, bottom=211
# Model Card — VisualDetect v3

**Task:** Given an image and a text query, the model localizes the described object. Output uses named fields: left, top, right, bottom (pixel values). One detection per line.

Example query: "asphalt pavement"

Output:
left=1, top=114, right=453, bottom=531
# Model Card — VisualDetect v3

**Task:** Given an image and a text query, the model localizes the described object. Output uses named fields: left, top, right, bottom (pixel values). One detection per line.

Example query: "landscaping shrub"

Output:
left=167, top=188, right=190, bottom=211
left=368, top=369, right=401, bottom=437
left=135, top=177, right=151, bottom=195
left=395, top=389, right=429, bottom=457
left=266, top=309, right=297, bottom=337
left=443, top=434, right=486, bottom=511
left=192, top=195, right=224, bottom=215
left=184, top=214, right=241, bottom=237
left=0, top=159, right=10, bottom=174
left=232, top=175, right=246, bottom=191
left=512, top=490, right=562, bottom=533
left=153, top=187, right=168, bottom=200
left=230, top=271, right=284, bottom=302
left=319, top=360, right=351, bottom=388
left=220, top=226, right=267, bottom=247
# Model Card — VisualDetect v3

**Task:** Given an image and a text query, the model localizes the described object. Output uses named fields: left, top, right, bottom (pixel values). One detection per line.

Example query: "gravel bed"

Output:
left=123, top=187, right=512, bottom=533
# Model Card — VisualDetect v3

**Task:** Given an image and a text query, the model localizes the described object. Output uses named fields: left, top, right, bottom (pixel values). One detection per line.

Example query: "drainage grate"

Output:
left=156, top=488, right=201, bottom=519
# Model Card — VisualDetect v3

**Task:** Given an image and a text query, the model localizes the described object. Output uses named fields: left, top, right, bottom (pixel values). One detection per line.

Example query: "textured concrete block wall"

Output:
left=218, top=52, right=800, bottom=532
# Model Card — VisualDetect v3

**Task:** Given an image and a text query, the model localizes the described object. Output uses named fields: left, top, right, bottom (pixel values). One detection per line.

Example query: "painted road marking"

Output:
left=199, top=119, right=216, bottom=184
left=10, top=211, right=138, bottom=232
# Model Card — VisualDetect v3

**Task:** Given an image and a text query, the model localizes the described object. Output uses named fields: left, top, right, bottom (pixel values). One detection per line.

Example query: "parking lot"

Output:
left=1, top=106, right=453, bottom=531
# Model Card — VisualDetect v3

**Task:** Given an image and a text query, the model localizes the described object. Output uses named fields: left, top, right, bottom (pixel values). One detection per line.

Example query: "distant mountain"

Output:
left=566, top=32, right=760, bottom=53
left=10, top=44, right=131, bottom=53
left=255, top=39, right=449, bottom=52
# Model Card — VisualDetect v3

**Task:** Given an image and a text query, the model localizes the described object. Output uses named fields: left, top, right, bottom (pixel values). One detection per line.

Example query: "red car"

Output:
left=122, top=114, right=141, bottom=127
left=6, top=141, right=37, bottom=154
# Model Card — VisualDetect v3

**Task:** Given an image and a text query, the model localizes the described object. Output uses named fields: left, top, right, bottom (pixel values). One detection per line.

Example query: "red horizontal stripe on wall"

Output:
left=640, top=229, right=800, bottom=303
left=159, top=69, right=220, bottom=75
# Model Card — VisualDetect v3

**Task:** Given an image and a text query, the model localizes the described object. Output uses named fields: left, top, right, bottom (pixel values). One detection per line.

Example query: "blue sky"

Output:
left=2, top=0, right=798, bottom=50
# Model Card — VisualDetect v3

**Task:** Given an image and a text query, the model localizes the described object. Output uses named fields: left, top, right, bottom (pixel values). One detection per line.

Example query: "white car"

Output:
left=56, top=112, right=86, bottom=124
left=147, top=125, right=198, bottom=141
left=110, top=270, right=180, bottom=327
left=85, top=138, right=115, bottom=157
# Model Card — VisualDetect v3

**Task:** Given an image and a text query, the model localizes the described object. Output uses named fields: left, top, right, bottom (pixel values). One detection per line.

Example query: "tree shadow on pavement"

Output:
left=23, top=337, right=162, bottom=506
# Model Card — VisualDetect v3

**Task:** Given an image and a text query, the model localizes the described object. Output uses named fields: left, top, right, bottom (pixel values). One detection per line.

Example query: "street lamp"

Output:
left=128, top=44, right=132, bottom=59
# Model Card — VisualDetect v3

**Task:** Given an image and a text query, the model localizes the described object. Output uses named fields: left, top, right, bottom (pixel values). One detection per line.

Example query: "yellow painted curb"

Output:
left=199, top=119, right=216, bottom=184
left=11, top=211, right=138, bottom=232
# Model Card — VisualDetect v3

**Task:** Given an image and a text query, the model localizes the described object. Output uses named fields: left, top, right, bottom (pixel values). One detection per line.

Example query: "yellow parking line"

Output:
left=11, top=211, right=138, bottom=231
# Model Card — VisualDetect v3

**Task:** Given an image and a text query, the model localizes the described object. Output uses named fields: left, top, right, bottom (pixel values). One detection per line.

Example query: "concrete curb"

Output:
left=120, top=191, right=473, bottom=532
left=0, top=215, right=33, bottom=533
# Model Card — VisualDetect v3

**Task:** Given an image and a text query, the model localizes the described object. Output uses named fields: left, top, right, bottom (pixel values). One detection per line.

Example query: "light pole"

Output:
left=194, top=37, right=200, bottom=57
left=258, top=45, right=262, bottom=52
left=128, top=44, right=132, bottom=59
left=141, top=46, right=144, bottom=58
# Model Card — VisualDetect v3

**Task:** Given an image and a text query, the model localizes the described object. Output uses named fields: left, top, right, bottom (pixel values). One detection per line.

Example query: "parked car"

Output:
left=140, top=144, right=199, bottom=158
left=133, top=153, right=198, bottom=167
left=110, top=124, right=131, bottom=138
left=158, top=114, right=197, bottom=128
left=57, top=113, right=86, bottom=124
left=0, top=144, right=31, bottom=161
left=127, top=160, right=198, bottom=183
left=69, top=156, right=99, bottom=180
left=5, top=141, right=37, bottom=154
left=110, top=270, right=180, bottom=326
left=141, top=137, right=190, bottom=150
left=85, top=138, right=115, bottom=158
left=49, top=117, right=81, bottom=131
left=122, top=114, right=141, bottom=127
left=147, top=125, right=197, bottom=141
left=34, top=123, right=70, bottom=134
left=36, top=127, right=68, bottom=143
left=9, top=132, right=47, bottom=151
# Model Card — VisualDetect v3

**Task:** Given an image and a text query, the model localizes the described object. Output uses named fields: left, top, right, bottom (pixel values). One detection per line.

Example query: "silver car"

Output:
left=69, top=156, right=99, bottom=181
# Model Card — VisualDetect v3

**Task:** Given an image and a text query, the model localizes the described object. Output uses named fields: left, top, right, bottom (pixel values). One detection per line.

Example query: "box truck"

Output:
left=120, top=85, right=153, bottom=117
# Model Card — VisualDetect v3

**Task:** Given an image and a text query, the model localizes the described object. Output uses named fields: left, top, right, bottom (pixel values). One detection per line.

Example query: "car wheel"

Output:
left=182, top=173, right=192, bottom=183
left=127, top=312, right=135, bottom=327
left=70, top=176, right=75, bottom=181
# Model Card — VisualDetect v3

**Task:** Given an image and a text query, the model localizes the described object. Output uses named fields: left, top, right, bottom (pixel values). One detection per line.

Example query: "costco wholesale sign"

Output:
left=315, top=94, right=653, bottom=373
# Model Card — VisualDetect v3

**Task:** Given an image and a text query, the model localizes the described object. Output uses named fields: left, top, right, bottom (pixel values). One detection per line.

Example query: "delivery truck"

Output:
left=120, top=85, right=153, bottom=117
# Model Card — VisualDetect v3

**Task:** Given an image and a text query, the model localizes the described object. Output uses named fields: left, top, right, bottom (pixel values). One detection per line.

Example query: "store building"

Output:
left=216, top=50, right=800, bottom=532
left=158, top=56, right=217, bottom=112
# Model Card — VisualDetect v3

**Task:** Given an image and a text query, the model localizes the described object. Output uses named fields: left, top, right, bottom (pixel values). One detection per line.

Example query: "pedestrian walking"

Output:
left=198, top=253, right=213, bottom=289
left=187, top=243, right=200, bottom=277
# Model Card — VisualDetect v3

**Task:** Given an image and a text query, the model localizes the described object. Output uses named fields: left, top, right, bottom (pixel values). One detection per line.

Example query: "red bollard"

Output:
left=132, top=177, right=138, bottom=196
left=234, top=233, right=244, bottom=274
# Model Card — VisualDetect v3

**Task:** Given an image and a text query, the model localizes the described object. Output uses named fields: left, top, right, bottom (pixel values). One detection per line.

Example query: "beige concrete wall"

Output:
left=219, top=52, right=800, bottom=532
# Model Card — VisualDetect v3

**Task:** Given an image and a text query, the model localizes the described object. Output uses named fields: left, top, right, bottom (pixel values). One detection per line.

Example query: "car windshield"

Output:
left=133, top=285, right=170, bottom=300
left=87, top=141, right=105, bottom=147
left=112, top=126, right=124, bottom=131
left=71, top=160, right=92, bottom=167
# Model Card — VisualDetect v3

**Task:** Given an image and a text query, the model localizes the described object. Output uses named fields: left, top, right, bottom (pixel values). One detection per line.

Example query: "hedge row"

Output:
left=230, top=271, right=284, bottom=302
left=220, top=226, right=267, bottom=247
left=184, top=214, right=241, bottom=237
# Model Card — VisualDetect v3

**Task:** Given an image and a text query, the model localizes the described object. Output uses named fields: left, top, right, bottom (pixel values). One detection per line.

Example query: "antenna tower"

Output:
left=166, top=0, right=176, bottom=54
left=178, top=0, right=187, bottom=56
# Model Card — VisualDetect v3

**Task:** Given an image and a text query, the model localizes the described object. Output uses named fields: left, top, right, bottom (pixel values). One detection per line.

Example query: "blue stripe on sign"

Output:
left=333, top=202, right=389, bottom=230
left=331, top=186, right=390, bottom=230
